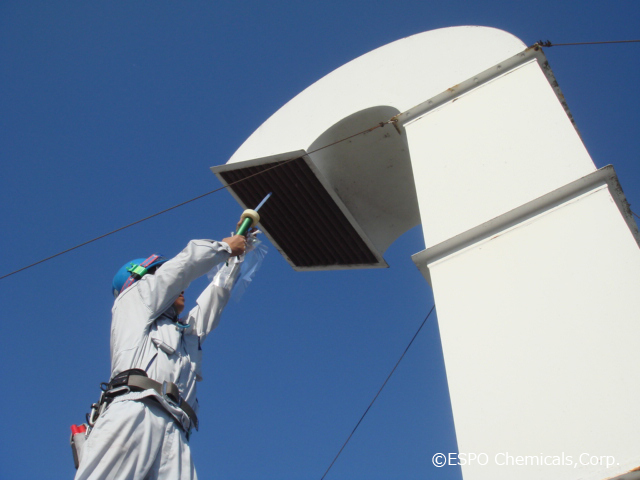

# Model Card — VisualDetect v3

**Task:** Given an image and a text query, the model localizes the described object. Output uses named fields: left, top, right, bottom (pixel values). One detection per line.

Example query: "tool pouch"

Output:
left=70, top=424, right=88, bottom=469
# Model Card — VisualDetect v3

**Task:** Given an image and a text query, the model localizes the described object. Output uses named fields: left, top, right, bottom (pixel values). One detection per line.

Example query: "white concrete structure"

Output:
left=212, top=27, right=640, bottom=479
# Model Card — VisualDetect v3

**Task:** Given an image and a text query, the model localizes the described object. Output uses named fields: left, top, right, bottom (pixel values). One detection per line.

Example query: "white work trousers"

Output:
left=74, top=399, right=196, bottom=480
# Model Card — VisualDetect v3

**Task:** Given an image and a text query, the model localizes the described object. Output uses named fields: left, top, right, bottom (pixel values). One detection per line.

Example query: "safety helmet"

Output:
left=112, top=254, right=168, bottom=298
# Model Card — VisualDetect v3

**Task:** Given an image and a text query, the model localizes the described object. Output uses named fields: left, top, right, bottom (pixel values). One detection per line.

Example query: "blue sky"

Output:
left=1, top=2, right=638, bottom=479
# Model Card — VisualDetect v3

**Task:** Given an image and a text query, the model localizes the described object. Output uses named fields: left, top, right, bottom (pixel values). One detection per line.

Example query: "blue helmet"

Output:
left=112, top=254, right=168, bottom=298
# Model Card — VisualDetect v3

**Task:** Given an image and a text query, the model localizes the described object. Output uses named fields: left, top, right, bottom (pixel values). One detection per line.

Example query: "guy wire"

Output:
left=320, top=304, right=436, bottom=480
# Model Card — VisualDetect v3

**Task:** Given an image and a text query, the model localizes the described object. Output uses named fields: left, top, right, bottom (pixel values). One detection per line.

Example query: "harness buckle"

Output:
left=126, top=263, right=148, bottom=279
left=105, top=385, right=131, bottom=398
left=161, top=381, right=182, bottom=408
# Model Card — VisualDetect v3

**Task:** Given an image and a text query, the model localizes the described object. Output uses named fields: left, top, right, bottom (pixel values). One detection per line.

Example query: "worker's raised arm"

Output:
left=136, top=239, right=239, bottom=318
left=185, top=230, right=259, bottom=344
left=184, top=256, right=243, bottom=345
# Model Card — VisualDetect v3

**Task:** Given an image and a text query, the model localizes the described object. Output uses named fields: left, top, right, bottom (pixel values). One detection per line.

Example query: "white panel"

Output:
left=428, top=185, right=640, bottom=480
left=406, top=60, right=596, bottom=249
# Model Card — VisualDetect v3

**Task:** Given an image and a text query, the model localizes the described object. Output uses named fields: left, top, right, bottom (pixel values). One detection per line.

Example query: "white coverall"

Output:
left=75, top=239, right=242, bottom=480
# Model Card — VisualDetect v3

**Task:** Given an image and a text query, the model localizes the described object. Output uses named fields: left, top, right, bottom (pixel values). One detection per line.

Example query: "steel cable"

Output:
left=537, top=39, right=640, bottom=47
left=320, top=304, right=436, bottom=480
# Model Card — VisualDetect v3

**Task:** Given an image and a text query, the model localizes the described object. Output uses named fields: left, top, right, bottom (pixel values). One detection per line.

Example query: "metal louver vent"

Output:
left=212, top=153, right=386, bottom=271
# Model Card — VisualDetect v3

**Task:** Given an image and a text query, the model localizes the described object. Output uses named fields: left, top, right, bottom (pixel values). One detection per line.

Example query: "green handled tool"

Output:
left=235, top=192, right=272, bottom=236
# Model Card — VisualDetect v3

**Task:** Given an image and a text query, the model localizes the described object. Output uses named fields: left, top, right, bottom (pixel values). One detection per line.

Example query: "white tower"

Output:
left=212, top=27, right=640, bottom=480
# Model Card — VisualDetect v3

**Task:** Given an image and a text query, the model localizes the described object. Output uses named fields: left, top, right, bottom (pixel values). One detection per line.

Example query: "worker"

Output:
left=75, top=232, right=251, bottom=480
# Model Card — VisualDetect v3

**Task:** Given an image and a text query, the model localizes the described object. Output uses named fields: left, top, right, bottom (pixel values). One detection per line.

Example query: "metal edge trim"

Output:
left=412, top=165, right=637, bottom=274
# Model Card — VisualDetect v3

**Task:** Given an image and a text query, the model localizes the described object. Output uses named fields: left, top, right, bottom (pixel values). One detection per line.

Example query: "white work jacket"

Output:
left=108, top=239, right=242, bottom=432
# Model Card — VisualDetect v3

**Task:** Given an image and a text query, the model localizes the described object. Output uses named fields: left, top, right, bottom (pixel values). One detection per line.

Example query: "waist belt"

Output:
left=106, top=369, right=198, bottom=431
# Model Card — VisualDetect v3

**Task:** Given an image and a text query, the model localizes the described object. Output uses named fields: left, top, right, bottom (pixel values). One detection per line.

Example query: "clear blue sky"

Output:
left=1, top=2, right=638, bottom=479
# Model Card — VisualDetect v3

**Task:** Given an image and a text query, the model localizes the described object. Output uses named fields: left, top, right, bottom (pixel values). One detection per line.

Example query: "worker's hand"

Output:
left=222, top=234, right=247, bottom=257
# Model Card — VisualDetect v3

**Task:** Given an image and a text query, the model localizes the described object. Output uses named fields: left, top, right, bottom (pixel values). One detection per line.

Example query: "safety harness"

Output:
left=87, top=368, right=198, bottom=433
left=72, top=369, right=198, bottom=469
